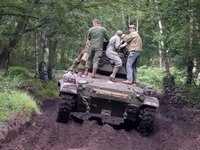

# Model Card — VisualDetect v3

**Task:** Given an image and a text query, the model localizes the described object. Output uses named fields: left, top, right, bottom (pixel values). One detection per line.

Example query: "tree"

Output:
left=0, top=0, right=40, bottom=68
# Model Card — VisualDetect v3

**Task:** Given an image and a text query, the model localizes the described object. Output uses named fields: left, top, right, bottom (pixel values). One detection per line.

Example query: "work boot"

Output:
left=110, top=76, right=116, bottom=82
left=123, top=80, right=133, bottom=85
left=110, top=68, right=119, bottom=78
left=109, top=68, right=119, bottom=82
left=91, top=69, right=99, bottom=78
left=67, top=67, right=73, bottom=71
left=84, top=68, right=89, bottom=75
left=68, top=61, right=78, bottom=71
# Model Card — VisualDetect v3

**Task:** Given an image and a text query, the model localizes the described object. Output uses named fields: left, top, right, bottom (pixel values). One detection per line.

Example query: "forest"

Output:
left=1, top=1, right=200, bottom=149
left=0, top=0, right=200, bottom=91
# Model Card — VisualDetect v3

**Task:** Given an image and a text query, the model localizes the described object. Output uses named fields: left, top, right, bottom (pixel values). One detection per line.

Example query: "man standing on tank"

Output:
left=83, top=19, right=109, bottom=78
left=121, top=25, right=142, bottom=84
left=106, top=30, right=126, bottom=82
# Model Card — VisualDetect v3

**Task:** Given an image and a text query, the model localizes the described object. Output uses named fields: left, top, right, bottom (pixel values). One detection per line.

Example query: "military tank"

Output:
left=56, top=43, right=159, bottom=136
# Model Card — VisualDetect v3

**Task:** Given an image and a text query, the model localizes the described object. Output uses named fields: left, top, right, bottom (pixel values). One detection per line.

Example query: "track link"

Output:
left=137, top=107, right=156, bottom=136
left=56, top=94, right=76, bottom=123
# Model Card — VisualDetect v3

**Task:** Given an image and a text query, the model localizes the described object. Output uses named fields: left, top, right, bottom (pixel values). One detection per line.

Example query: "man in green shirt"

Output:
left=84, top=19, right=109, bottom=78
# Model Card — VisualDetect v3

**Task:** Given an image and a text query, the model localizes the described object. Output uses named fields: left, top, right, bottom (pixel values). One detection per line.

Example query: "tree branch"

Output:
left=0, top=13, right=39, bottom=19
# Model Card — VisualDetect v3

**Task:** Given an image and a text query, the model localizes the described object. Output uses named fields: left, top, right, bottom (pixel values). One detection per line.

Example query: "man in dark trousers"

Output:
left=83, top=19, right=109, bottom=78
left=121, top=25, right=142, bottom=84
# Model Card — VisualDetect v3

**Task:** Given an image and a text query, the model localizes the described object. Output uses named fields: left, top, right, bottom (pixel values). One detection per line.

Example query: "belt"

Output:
left=130, top=50, right=141, bottom=53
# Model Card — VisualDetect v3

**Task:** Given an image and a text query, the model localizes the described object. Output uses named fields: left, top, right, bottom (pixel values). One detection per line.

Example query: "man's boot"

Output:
left=68, top=63, right=77, bottom=71
left=84, top=68, right=89, bottom=75
left=110, top=68, right=119, bottom=82
left=111, top=68, right=119, bottom=78
left=91, top=68, right=99, bottom=78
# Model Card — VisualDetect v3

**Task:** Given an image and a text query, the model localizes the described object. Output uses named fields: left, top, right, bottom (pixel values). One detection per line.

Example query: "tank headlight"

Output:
left=78, top=84, right=84, bottom=90
left=136, top=94, right=145, bottom=101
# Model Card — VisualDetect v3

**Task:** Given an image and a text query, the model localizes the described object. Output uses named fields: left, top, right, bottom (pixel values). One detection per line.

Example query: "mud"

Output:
left=1, top=92, right=200, bottom=150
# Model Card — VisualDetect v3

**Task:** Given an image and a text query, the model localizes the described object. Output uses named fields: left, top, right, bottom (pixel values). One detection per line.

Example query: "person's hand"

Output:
left=83, top=47, right=89, bottom=53
left=120, top=42, right=127, bottom=48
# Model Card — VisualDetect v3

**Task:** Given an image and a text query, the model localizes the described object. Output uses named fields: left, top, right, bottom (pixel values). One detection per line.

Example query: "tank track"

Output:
left=56, top=94, right=76, bottom=123
left=137, top=107, right=156, bottom=136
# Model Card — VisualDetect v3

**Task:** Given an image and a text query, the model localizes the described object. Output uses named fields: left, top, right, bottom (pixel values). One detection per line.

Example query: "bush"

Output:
left=137, top=66, right=165, bottom=91
left=24, top=79, right=59, bottom=100
left=8, top=66, right=31, bottom=78
left=0, top=91, right=41, bottom=126
left=0, top=75, right=22, bottom=92
left=0, top=75, right=41, bottom=126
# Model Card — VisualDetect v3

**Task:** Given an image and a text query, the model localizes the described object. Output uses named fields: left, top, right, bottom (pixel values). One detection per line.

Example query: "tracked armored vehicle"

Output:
left=56, top=43, right=159, bottom=136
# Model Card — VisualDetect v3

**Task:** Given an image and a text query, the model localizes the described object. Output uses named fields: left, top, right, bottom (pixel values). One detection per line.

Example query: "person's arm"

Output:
left=120, top=42, right=127, bottom=48
left=123, top=33, right=134, bottom=44
left=104, top=29, right=109, bottom=42
left=115, top=37, right=121, bottom=52
left=85, top=40, right=90, bottom=49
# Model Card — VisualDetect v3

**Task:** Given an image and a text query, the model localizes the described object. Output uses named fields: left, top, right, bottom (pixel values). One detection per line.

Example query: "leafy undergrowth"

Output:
left=23, top=78, right=59, bottom=100
left=0, top=67, right=59, bottom=126
left=0, top=91, right=41, bottom=126
left=0, top=74, right=41, bottom=127
left=138, top=66, right=200, bottom=108
left=137, top=65, right=165, bottom=91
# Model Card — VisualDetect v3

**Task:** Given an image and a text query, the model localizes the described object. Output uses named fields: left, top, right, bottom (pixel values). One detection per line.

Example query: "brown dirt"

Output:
left=1, top=92, right=200, bottom=150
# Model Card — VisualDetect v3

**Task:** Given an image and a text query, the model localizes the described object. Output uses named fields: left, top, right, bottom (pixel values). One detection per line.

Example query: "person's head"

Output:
left=92, top=19, right=100, bottom=26
left=129, top=25, right=136, bottom=33
left=121, top=34, right=126, bottom=39
left=116, top=30, right=123, bottom=39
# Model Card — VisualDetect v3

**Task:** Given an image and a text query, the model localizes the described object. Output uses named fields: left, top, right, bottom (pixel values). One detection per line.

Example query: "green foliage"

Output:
left=0, top=91, right=41, bottom=126
left=0, top=75, right=22, bottom=93
left=37, top=88, right=58, bottom=99
left=0, top=68, right=59, bottom=126
left=170, top=67, right=187, bottom=84
left=137, top=66, right=165, bottom=91
left=0, top=74, right=41, bottom=126
left=24, top=79, right=59, bottom=100
left=55, top=72, right=64, bottom=79
left=8, top=66, right=31, bottom=78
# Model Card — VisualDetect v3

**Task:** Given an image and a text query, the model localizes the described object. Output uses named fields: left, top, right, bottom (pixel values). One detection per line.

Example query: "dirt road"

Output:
left=1, top=93, right=200, bottom=150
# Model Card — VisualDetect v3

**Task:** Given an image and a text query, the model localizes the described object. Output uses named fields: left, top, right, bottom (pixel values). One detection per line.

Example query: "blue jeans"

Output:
left=126, top=51, right=141, bottom=81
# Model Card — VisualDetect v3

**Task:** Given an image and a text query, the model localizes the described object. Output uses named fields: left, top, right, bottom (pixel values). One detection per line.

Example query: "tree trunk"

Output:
left=186, top=59, right=193, bottom=84
left=42, top=34, right=48, bottom=72
left=49, top=40, right=57, bottom=67
left=60, top=48, right=66, bottom=63
left=35, top=33, right=39, bottom=78
left=0, top=0, right=40, bottom=68
left=48, top=39, right=57, bottom=79
left=186, top=7, right=194, bottom=84
left=156, top=1, right=171, bottom=78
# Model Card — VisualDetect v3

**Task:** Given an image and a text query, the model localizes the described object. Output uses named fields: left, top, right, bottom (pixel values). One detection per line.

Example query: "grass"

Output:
left=0, top=91, right=41, bottom=126
left=137, top=65, right=165, bottom=91
left=24, top=78, right=59, bottom=100
left=0, top=66, right=59, bottom=126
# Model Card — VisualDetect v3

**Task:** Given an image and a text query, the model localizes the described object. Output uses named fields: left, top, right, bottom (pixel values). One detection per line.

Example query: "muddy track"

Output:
left=1, top=93, right=200, bottom=150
